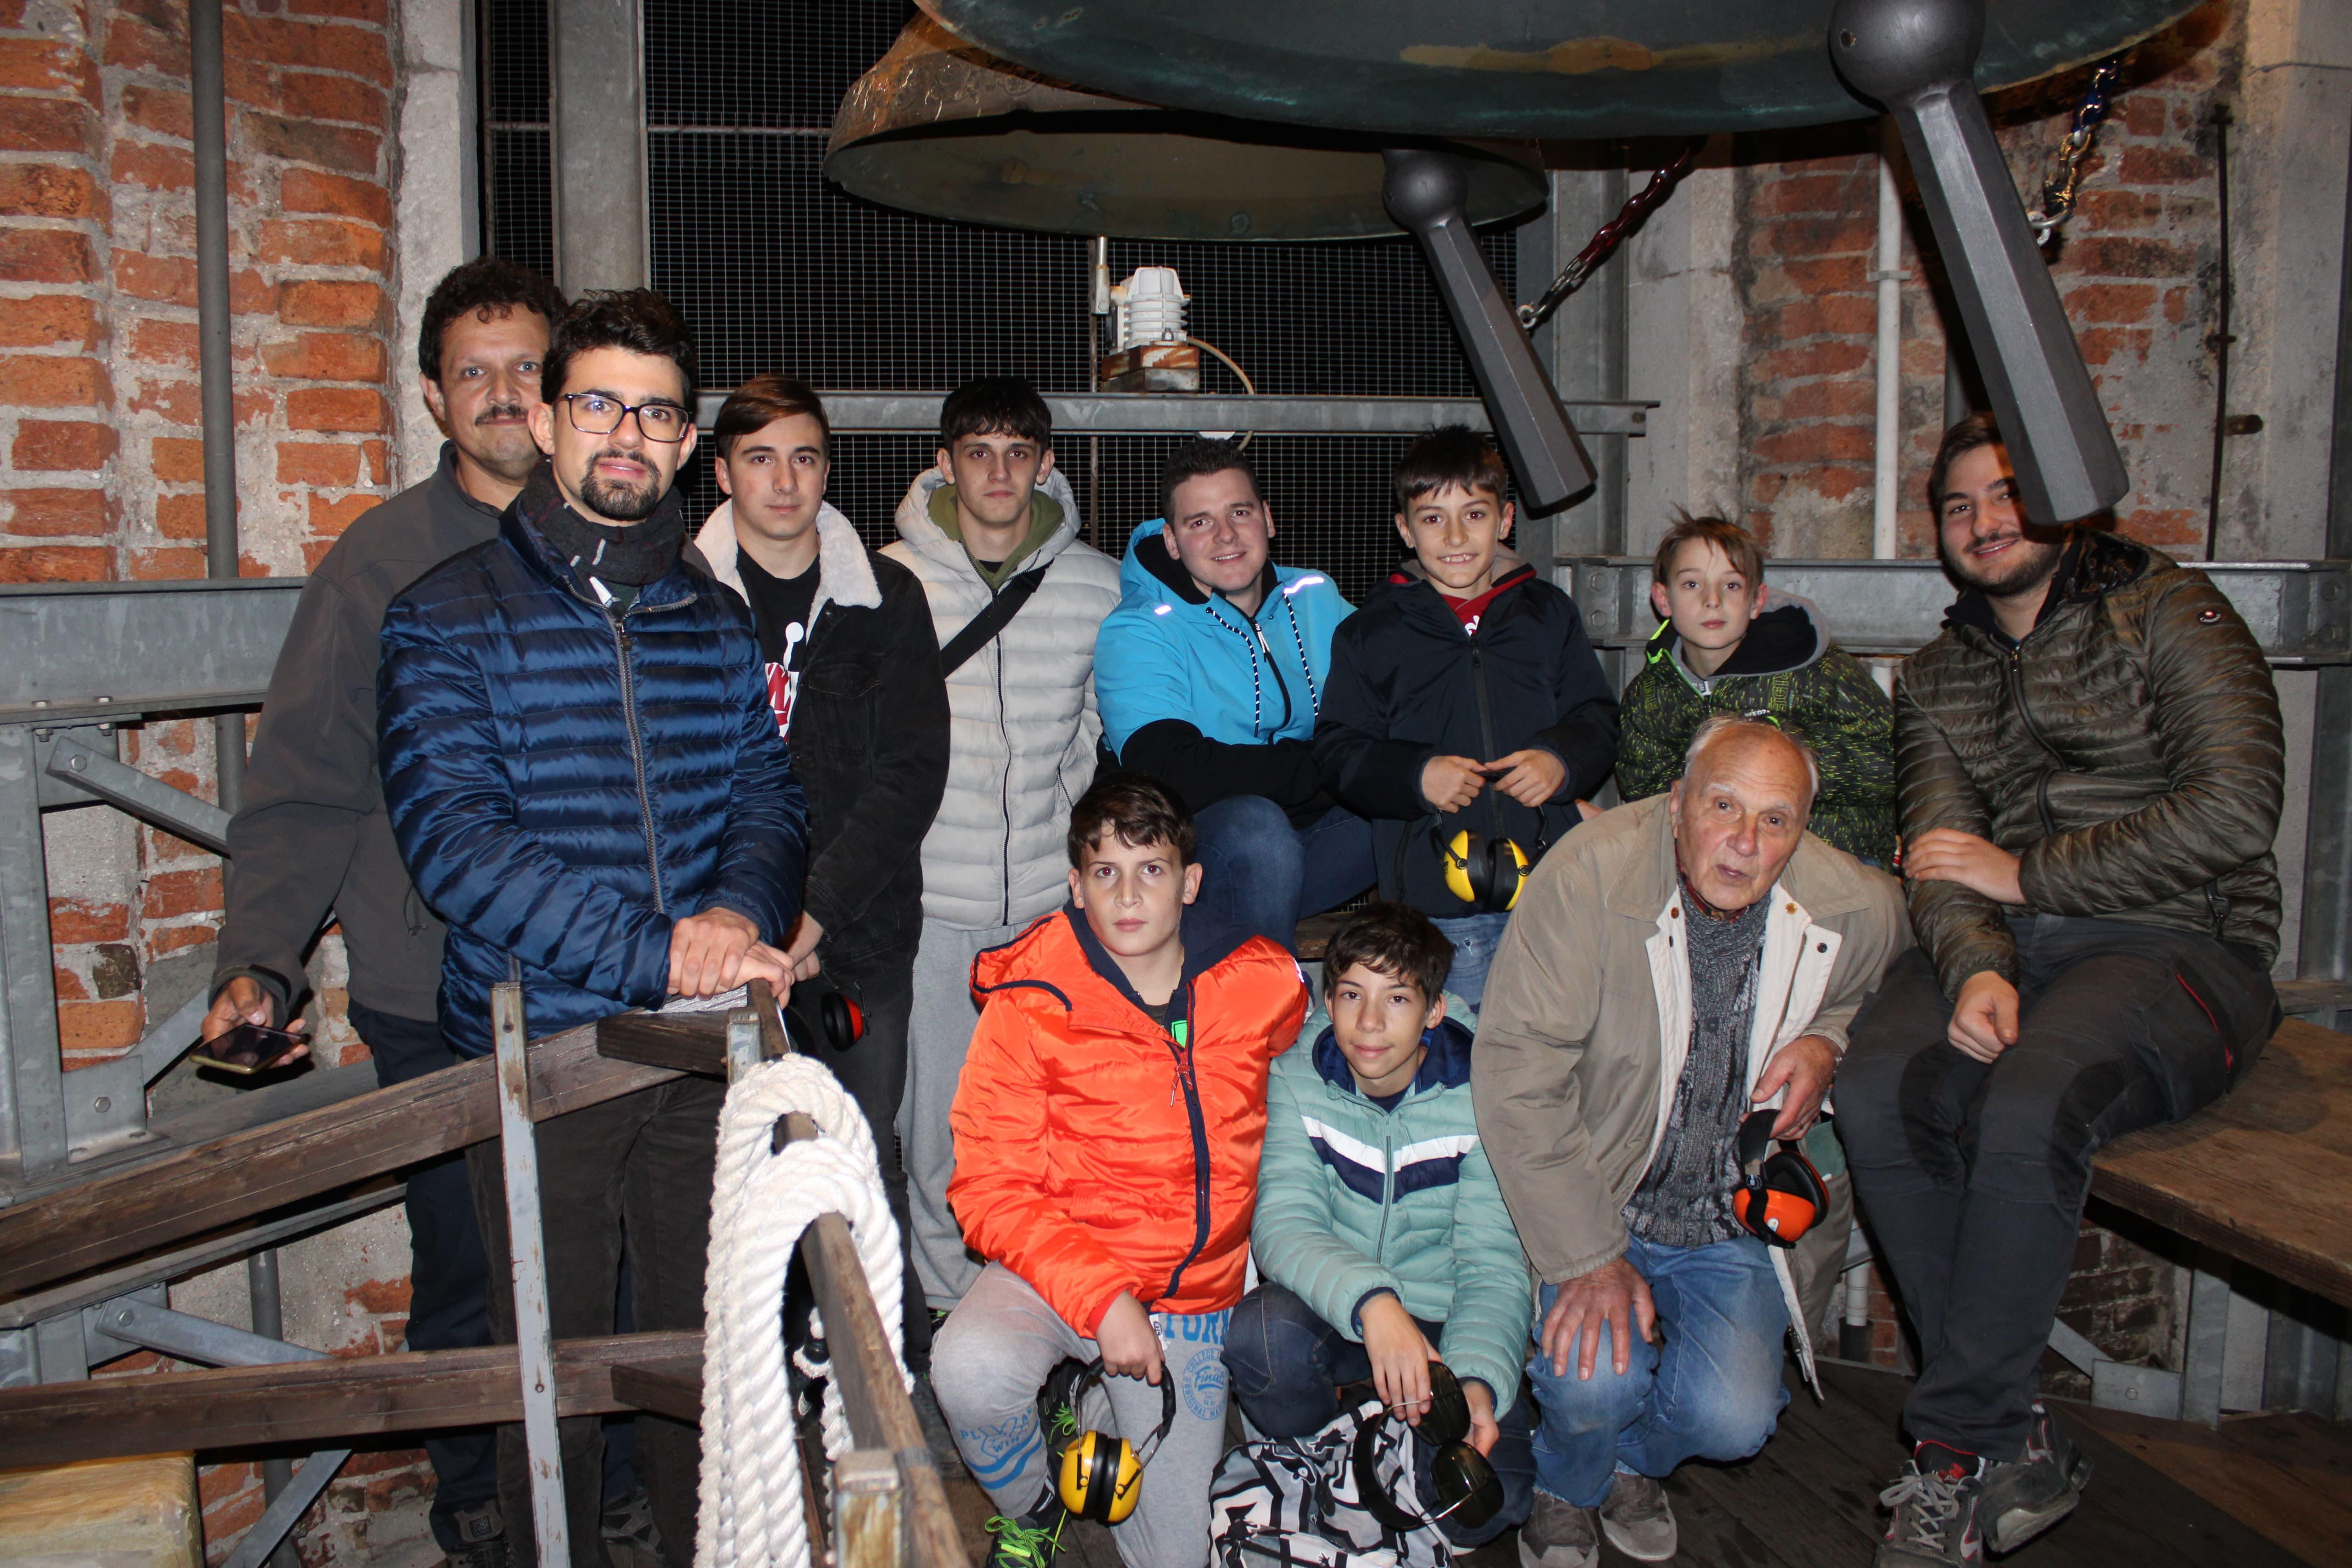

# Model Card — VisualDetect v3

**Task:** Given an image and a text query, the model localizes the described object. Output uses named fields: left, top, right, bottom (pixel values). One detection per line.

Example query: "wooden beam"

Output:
left=610, top=1354, right=703, bottom=1424
left=596, top=1012, right=729, bottom=1077
left=0, top=1025, right=678, bottom=1300
left=0, top=1331, right=701, bottom=1469
left=2094, top=1019, right=2352, bottom=1309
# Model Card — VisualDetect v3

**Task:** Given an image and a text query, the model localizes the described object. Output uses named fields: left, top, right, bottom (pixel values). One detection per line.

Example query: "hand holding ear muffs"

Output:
left=1349, top=1360, right=1504, bottom=1535
left=1056, top=1359, right=1176, bottom=1524
left=1437, top=827, right=1530, bottom=913
left=1731, top=1108, right=1828, bottom=1248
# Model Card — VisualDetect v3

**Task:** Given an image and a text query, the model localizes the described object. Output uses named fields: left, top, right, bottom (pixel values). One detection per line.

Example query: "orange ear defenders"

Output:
left=1056, top=1359, right=1176, bottom=1525
left=1438, top=828, right=1530, bottom=912
left=1732, top=1109, right=1828, bottom=1248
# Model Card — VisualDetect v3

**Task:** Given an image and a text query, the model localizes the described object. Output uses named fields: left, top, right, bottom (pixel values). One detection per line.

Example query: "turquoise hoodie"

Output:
left=1251, top=998, right=1533, bottom=1412
left=1096, top=518, right=1354, bottom=758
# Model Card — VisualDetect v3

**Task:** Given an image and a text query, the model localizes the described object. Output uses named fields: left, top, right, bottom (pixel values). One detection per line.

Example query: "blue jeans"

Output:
left=1224, top=1284, right=1535, bottom=1547
left=1430, top=912, right=1511, bottom=1010
left=1194, top=797, right=1375, bottom=955
left=1525, top=1234, right=1788, bottom=1508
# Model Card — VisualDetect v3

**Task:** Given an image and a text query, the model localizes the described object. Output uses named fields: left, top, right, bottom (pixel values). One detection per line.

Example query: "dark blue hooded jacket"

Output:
left=378, top=468, right=807, bottom=1058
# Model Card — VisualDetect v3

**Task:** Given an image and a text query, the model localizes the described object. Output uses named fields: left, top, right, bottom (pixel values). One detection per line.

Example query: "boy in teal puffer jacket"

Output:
left=1224, top=904, right=1534, bottom=1547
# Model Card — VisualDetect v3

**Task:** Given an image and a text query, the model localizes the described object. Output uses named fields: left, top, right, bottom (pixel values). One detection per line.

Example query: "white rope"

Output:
left=696, top=1054, right=908, bottom=1568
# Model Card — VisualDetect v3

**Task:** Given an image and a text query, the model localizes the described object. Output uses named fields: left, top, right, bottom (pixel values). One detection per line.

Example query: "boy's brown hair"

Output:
left=1322, top=902, right=1452, bottom=1006
left=1651, top=512, right=1764, bottom=587
left=1065, top=771, right=1197, bottom=869
left=713, top=374, right=830, bottom=462
left=1394, top=425, right=1509, bottom=514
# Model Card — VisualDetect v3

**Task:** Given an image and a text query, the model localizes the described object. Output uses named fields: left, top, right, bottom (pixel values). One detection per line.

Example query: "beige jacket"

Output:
left=1472, top=795, right=1911, bottom=1379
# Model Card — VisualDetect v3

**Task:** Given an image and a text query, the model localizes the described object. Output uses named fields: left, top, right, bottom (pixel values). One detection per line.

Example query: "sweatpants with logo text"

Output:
left=932, top=1263, right=1232, bottom=1568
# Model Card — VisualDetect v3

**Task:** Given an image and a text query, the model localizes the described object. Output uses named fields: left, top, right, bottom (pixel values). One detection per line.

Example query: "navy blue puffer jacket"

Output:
left=379, top=471, right=807, bottom=1058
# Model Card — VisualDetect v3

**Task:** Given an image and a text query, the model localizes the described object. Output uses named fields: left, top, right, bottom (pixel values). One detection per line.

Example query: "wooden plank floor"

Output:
left=917, top=1362, right=2346, bottom=1568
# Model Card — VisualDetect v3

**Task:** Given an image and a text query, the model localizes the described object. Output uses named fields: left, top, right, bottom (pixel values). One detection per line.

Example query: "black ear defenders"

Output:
left=1056, top=1358, right=1177, bottom=1525
left=1437, top=828, right=1530, bottom=913
left=1349, top=1360, right=1504, bottom=1535
left=1732, top=1109, right=1828, bottom=1249
left=781, top=970, right=865, bottom=1056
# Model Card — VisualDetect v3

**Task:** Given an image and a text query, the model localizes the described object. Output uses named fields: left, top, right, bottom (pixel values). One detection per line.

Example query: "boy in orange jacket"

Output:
left=934, top=773, right=1309, bottom=1568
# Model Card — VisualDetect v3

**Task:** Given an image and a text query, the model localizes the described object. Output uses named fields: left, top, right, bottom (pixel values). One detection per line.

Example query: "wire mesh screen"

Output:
left=478, top=0, right=1518, bottom=607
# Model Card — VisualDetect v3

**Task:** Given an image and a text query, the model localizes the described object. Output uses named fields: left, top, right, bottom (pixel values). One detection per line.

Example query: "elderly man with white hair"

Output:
left=1473, top=716, right=1911, bottom=1568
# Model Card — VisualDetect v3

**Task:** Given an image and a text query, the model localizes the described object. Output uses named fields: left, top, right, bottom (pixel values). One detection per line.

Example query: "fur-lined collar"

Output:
left=693, top=498, right=881, bottom=624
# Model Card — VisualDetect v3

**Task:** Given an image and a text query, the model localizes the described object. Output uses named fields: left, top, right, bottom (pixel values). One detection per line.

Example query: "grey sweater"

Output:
left=211, top=445, right=503, bottom=1024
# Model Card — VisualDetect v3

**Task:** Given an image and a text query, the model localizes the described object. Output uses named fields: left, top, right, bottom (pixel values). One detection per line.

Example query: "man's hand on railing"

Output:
left=668, top=907, right=792, bottom=999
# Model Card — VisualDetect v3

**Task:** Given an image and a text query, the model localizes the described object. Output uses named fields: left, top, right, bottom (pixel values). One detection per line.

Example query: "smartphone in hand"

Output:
left=190, top=1021, right=307, bottom=1076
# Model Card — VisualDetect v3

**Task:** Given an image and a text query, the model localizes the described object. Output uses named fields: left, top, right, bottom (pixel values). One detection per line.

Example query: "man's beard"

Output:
left=575, top=448, right=664, bottom=521
left=1938, top=528, right=2063, bottom=599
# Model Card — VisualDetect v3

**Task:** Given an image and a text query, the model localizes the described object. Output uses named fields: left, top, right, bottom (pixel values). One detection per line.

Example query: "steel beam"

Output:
left=548, top=0, right=646, bottom=294
left=495, top=981, right=568, bottom=1567
left=1558, top=555, right=2352, bottom=664
left=2299, top=109, right=2352, bottom=987
left=694, top=390, right=1653, bottom=440
left=40, top=731, right=230, bottom=852
left=0, top=725, right=63, bottom=1177
left=0, top=579, right=302, bottom=721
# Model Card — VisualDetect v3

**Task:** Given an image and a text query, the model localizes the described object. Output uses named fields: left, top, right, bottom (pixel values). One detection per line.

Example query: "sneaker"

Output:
left=601, top=1484, right=666, bottom=1568
left=1516, top=1489, right=1600, bottom=1568
left=440, top=1501, right=506, bottom=1568
left=1038, top=1355, right=1087, bottom=1466
left=985, top=1496, right=1071, bottom=1568
left=1598, top=1470, right=1677, bottom=1561
left=1978, top=1404, right=2092, bottom=1553
left=1876, top=1446, right=1984, bottom=1567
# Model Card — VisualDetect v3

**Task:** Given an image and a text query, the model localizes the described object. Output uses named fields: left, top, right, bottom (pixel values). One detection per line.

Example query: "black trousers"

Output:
left=469, top=1073, right=728, bottom=1568
left=802, top=946, right=921, bottom=1358
left=1839, top=915, right=2274, bottom=1460
left=345, top=1002, right=498, bottom=1553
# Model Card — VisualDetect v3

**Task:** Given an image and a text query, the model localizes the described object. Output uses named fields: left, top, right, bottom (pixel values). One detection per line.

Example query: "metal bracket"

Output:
left=38, top=729, right=231, bottom=852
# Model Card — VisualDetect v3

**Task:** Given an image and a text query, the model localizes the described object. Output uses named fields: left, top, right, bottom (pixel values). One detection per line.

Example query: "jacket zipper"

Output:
left=1253, top=620, right=1297, bottom=736
left=1470, top=637, right=1503, bottom=839
left=1370, top=1116, right=1396, bottom=1263
left=2008, top=647, right=2061, bottom=838
left=992, top=580, right=1013, bottom=928
left=608, top=611, right=667, bottom=914
left=1160, top=990, right=1213, bottom=1301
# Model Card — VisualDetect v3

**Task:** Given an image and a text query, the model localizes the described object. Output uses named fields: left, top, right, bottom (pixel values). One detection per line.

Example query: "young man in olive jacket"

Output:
left=692, top=375, right=951, bottom=1350
left=1841, top=415, right=2285, bottom=1568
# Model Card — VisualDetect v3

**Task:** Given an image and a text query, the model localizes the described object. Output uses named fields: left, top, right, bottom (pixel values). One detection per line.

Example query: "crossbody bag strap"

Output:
left=938, top=562, right=1050, bottom=675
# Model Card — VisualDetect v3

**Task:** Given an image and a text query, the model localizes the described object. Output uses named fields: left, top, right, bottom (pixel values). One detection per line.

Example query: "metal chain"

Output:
left=1517, top=139, right=1706, bottom=331
left=2024, top=57, right=2123, bottom=245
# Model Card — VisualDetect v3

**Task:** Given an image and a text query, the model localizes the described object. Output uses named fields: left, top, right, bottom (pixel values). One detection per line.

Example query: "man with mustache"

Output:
left=379, top=289, right=808, bottom=1563
left=1841, top=414, right=2285, bottom=1568
left=203, top=257, right=564, bottom=1568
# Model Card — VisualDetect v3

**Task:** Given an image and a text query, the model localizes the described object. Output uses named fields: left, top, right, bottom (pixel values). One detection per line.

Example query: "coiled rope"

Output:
left=695, top=1053, right=908, bottom=1568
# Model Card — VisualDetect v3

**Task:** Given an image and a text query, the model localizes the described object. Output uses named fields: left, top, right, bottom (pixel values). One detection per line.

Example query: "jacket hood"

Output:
left=1945, top=528, right=2159, bottom=643
left=1646, top=594, right=1830, bottom=691
left=893, top=463, right=1083, bottom=583
left=1310, top=1011, right=1477, bottom=1099
left=971, top=900, right=1265, bottom=1028
left=693, top=498, right=879, bottom=611
left=1119, top=516, right=1285, bottom=612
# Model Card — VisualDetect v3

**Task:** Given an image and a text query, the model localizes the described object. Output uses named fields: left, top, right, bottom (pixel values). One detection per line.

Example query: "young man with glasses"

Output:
left=379, top=289, right=808, bottom=1562
left=202, top=257, right=565, bottom=1568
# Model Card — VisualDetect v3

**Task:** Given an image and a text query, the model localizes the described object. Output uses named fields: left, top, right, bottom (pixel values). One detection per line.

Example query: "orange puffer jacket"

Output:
left=949, top=906, right=1309, bottom=1337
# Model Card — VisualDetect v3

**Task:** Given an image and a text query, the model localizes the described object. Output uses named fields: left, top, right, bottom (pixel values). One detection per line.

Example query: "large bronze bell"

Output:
left=826, top=17, right=1548, bottom=243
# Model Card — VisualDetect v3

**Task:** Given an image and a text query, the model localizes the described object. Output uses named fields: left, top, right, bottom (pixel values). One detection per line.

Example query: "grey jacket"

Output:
left=212, top=444, right=503, bottom=1023
left=1472, top=795, right=1911, bottom=1285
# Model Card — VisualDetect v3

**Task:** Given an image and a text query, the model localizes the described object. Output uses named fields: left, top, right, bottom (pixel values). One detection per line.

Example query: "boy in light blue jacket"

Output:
left=1224, top=903, right=1535, bottom=1547
left=1095, top=438, right=1367, bottom=953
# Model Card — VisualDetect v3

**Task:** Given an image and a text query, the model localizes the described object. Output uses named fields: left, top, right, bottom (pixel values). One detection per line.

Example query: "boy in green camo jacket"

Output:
left=1613, top=513, right=1895, bottom=1356
left=1616, top=514, right=1897, bottom=866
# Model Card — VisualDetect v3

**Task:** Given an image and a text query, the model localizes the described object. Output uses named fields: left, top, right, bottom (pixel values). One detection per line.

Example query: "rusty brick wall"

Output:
left=1, top=1, right=428, bottom=1561
left=1728, top=5, right=2240, bottom=1377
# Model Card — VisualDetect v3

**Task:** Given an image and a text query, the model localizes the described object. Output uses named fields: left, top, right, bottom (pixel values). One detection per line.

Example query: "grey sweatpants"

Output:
left=902, top=914, right=1026, bottom=1309
left=932, top=1264, right=1232, bottom=1568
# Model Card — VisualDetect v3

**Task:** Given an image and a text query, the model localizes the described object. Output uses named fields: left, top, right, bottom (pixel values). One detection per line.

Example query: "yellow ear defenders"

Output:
left=1439, top=828, right=1531, bottom=913
left=1056, top=1358, right=1177, bottom=1525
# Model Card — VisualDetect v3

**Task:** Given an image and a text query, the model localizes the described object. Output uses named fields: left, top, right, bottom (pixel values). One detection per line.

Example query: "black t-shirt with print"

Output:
left=737, top=550, right=820, bottom=734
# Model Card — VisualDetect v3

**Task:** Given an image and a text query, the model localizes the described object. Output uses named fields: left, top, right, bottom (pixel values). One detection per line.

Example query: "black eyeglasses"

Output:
left=1347, top=1361, right=1505, bottom=1534
left=562, top=392, right=690, bottom=443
